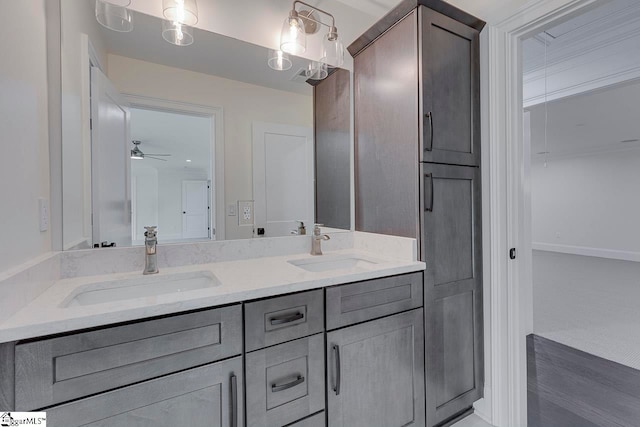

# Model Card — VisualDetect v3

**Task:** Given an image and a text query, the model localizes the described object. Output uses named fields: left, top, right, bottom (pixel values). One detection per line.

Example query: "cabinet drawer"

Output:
left=326, top=272, right=423, bottom=330
left=246, top=334, right=325, bottom=427
left=46, top=356, right=243, bottom=427
left=15, top=305, right=242, bottom=410
left=245, top=289, right=324, bottom=351
left=287, top=411, right=325, bottom=427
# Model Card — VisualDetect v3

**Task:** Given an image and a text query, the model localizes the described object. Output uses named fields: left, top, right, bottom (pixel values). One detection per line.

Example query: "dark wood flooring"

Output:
left=528, top=334, right=640, bottom=427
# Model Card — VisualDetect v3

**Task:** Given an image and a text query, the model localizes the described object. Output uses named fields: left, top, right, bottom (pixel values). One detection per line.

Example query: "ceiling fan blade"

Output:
left=146, top=156, right=168, bottom=162
left=145, top=153, right=172, bottom=156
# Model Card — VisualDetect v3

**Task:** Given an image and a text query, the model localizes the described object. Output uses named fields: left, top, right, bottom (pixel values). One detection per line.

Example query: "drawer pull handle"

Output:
left=332, top=344, right=341, bottom=395
left=270, top=312, right=304, bottom=325
left=425, top=111, right=433, bottom=152
left=230, top=374, right=238, bottom=427
left=271, top=375, right=305, bottom=392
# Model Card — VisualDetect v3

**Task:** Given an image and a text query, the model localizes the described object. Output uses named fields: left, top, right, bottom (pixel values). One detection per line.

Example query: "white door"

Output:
left=182, top=180, right=210, bottom=239
left=91, top=67, right=131, bottom=247
left=253, top=122, right=314, bottom=237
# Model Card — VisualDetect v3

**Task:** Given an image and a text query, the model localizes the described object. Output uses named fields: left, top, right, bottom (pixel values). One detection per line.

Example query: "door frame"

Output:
left=485, top=0, right=601, bottom=425
left=123, top=95, right=225, bottom=240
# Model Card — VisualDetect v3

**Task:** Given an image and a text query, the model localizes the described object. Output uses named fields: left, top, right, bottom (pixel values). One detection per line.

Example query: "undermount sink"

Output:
left=62, top=271, right=220, bottom=307
left=288, top=255, right=380, bottom=273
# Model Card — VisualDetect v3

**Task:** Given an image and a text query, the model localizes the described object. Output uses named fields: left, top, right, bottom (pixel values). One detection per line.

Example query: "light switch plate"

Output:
left=227, top=204, right=236, bottom=216
left=238, top=200, right=254, bottom=226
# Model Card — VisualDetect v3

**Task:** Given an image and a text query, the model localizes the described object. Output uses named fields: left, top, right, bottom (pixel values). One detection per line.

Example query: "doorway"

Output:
left=128, top=106, right=214, bottom=244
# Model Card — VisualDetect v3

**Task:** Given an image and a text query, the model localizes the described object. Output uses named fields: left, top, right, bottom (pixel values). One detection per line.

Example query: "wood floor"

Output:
left=528, top=334, right=640, bottom=427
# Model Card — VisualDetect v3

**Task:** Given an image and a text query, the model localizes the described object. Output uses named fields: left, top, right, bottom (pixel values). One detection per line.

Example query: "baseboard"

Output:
left=532, top=242, right=640, bottom=262
left=473, top=396, right=492, bottom=425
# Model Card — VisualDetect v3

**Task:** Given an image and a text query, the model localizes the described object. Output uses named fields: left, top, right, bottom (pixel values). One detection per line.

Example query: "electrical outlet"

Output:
left=39, top=198, right=49, bottom=232
left=227, top=204, right=236, bottom=216
left=238, top=200, right=254, bottom=226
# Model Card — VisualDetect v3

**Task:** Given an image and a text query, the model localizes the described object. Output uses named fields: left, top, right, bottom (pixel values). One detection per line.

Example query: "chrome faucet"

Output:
left=311, top=224, right=330, bottom=256
left=143, top=226, right=159, bottom=275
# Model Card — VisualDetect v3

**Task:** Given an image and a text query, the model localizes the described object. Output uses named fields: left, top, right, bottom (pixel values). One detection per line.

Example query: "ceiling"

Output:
left=100, top=10, right=315, bottom=95
left=331, top=0, right=403, bottom=19
left=528, top=80, right=640, bottom=158
left=130, top=108, right=211, bottom=172
left=522, top=0, right=640, bottom=74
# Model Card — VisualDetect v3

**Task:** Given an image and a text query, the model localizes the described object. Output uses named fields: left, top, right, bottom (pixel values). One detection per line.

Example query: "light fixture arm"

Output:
left=291, top=0, right=338, bottom=39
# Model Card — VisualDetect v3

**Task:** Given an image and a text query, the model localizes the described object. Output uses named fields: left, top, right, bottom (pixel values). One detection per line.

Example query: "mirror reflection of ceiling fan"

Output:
left=130, top=140, right=172, bottom=161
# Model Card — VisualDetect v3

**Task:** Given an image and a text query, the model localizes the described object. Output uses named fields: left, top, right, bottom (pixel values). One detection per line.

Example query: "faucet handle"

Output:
left=313, top=224, right=324, bottom=235
left=144, top=226, right=157, bottom=238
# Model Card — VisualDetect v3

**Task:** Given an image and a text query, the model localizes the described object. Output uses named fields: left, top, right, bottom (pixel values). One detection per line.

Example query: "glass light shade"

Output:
left=280, top=15, right=306, bottom=55
left=95, top=0, right=133, bottom=32
left=305, top=61, right=328, bottom=80
left=163, top=0, right=198, bottom=26
left=267, top=50, right=292, bottom=71
left=321, top=34, right=344, bottom=67
left=162, top=20, right=194, bottom=46
left=101, top=0, right=131, bottom=6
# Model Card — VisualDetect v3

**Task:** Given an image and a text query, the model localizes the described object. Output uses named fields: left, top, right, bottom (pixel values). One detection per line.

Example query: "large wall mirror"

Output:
left=60, top=0, right=352, bottom=250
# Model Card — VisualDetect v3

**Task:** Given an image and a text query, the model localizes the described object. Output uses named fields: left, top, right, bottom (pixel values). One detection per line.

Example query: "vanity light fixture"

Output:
left=162, top=0, right=198, bottom=26
left=280, top=1, right=344, bottom=68
left=268, top=50, right=293, bottom=71
left=162, top=19, right=194, bottom=46
left=95, top=0, right=133, bottom=32
left=306, top=61, right=328, bottom=80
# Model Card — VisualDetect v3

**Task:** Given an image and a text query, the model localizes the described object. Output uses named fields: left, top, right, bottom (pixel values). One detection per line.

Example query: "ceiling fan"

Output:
left=130, top=140, right=172, bottom=161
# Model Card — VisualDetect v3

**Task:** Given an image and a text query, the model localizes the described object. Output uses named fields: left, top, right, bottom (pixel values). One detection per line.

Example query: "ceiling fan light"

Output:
left=163, top=0, right=198, bottom=26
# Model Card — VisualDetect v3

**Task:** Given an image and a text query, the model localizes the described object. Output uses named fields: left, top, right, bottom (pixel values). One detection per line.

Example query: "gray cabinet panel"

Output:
left=326, top=272, right=423, bottom=330
left=421, top=7, right=480, bottom=166
left=315, top=68, right=351, bottom=230
left=327, top=309, right=425, bottom=427
left=245, top=289, right=324, bottom=352
left=15, top=305, right=242, bottom=410
left=46, top=357, right=243, bottom=427
left=422, top=163, right=483, bottom=425
left=246, top=334, right=325, bottom=427
left=287, top=412, right=325, bottom=427
left=355, top=9, right=420, bottom=239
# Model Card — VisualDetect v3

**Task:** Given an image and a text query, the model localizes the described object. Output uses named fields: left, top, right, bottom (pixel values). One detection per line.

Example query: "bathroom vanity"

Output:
left=0, top=233, right=425, bottom=427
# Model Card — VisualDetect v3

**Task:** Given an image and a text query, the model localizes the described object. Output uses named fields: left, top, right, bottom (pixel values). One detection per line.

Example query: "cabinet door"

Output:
left=422, top=163, right=483, bottom=426
left=46, top=357, right=243, bottom=427
left=354, top=9, right=420, bottom=239
left=326, top=309, right=425, bottom=427
left=421, top=7, right=480, bottom=166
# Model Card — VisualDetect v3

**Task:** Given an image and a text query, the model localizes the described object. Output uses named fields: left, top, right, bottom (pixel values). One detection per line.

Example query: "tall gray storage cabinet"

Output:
left=350, top=1, right=485, bottom=426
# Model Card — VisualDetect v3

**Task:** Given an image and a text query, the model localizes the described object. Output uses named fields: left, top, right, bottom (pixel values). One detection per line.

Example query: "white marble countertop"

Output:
left=0, top=248, right=424, bottom=343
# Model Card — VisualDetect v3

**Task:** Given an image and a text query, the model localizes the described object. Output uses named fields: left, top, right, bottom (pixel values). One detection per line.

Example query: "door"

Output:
left=422, top=163, right=483, bottom=426
left=252, top=122, right=314, bottom=237
left=421, top=7, right=480, bottom=167
left=46, top=357, right=243, bottom=427
left=91, top=67, right=131, bottom=247
left=182, top=180, right=210, bottom=239
left=326, top=309, right=425, bottom=427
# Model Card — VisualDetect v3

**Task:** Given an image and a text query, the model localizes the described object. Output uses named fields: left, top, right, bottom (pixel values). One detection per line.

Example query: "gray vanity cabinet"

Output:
left=326, top=309, right=425, bottom=427
left=46, top=357, right=243, bottom=427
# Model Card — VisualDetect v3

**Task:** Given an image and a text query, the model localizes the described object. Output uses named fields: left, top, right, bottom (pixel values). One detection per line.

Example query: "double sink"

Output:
left=62, top=255, right=379, bottom=308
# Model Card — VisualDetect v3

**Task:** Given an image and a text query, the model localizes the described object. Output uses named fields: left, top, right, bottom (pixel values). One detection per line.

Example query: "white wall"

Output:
left=533, top=250, right=640, bottom=370
left=107, top=54, right=313, bottom=240
left=60, top=0, right=108, bottom=249
left=531, top=149, right=640, bottom=256
left=0, top=1, right=51, bottom=274
left=132, top=166, right=159, bottom=242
